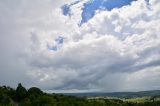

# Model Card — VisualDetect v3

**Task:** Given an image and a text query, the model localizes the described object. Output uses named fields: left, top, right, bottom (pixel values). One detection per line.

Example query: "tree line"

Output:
left=0, top=83, right=160, bottom=106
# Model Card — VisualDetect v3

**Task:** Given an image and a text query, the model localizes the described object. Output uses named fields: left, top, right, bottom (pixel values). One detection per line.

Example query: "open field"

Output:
left=87, top=96, right=160, bottom=106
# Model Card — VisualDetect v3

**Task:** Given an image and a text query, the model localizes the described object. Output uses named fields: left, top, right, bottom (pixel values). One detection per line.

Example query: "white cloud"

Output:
left=0, top=0, right=160, bottom=92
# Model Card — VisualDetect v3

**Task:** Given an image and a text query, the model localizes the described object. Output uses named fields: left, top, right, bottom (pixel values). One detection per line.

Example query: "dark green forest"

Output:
left=0, top=83, right=160, bottom=106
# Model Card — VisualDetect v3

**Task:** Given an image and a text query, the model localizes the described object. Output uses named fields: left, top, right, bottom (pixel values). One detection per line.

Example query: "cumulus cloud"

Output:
left=0, top=0, right=160, bottom=92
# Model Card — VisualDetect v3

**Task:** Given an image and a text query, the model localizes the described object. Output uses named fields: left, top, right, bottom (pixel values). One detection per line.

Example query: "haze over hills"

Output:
left=62, top=90, right=160, bottom=97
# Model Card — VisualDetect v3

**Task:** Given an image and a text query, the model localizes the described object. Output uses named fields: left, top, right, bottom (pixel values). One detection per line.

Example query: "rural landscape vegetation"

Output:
left=0, top=83, right=160, bottom=106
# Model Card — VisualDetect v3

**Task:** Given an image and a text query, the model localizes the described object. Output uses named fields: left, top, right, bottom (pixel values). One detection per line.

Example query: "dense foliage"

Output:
left=0, top=84, right=160, bottom=106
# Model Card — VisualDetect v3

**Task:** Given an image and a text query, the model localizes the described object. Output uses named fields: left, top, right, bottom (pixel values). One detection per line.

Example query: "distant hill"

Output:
left=62, top=90, right=160, bottom=97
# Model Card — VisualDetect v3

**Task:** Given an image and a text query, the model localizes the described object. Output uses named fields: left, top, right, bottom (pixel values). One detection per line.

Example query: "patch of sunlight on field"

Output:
left=123, top=97, right=151, bottom=103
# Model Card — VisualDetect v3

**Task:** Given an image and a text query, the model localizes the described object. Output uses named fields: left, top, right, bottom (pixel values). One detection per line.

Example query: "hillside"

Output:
left=63, top=90, right=160, bottom=97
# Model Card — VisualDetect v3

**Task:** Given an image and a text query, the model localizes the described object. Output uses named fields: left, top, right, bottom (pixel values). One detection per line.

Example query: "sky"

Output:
left=0, top=0, right=160, bottom=93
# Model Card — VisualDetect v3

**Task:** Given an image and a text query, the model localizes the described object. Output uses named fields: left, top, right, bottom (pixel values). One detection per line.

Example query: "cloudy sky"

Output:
left=0, top=0, right=160, bottom=92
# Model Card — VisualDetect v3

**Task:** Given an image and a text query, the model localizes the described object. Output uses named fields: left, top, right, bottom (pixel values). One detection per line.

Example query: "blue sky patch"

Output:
left=61, top=0, right=151, bottom=25
left=61, top=0, right=81, bottom=16
left=61, top=4, right=71, bottom=16
left=47, top=36, right=64, bottom=51
left=47, top=44, right=57, bottom=51
left=55, top=36, right=64, bottom=44
left=80, top=0, right=135, bottom=24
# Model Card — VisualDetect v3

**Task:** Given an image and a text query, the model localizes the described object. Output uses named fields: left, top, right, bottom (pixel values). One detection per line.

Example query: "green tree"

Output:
left=15, top=83, right=27, bottom=102
left=28, top=87, right=43, bottom=96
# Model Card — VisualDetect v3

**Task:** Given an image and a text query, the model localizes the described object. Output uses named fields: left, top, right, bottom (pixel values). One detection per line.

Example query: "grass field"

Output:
left=87, top=96, right=160, bottom=106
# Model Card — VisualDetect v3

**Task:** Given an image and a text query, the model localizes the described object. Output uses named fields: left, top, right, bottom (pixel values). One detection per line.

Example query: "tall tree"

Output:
left=15, top=83, right=27, bottom=102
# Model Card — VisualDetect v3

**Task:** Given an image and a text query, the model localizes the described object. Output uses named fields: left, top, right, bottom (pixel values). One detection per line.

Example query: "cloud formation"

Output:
left=0, top=0, right=160, bottom=92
